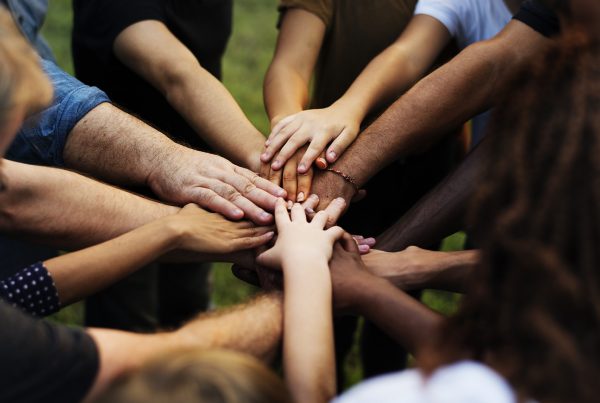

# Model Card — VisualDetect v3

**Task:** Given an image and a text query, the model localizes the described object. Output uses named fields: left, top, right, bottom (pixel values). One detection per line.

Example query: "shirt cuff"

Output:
left=0, top=262, right=61, bottom=317
left=7, top=59, right=111, bottom=167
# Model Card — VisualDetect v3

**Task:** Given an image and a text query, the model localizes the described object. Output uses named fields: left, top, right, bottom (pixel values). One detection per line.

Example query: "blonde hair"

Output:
left=0, top=6, right=51, bottom=126
left=95, top=349, right=291, bottom=403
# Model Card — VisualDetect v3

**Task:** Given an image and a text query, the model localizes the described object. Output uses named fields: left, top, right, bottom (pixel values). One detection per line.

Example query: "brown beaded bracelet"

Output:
left=326, top=168, right=360, bottom=193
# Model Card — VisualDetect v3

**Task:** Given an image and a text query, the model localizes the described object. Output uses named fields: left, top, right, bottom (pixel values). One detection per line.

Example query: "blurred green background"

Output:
left=42, top=0, right=462, bottom=388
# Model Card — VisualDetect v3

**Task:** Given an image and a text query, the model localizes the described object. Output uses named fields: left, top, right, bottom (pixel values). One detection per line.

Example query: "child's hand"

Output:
left=261, top=106, right=361, bottom=173
left=168, top=204, right=274, bottom=254
left=256, top=199, right=344, bottom=270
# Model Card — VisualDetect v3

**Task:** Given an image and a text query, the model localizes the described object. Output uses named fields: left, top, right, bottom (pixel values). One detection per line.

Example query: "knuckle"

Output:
left=242, top=182, right=256, bottom=195
left=223, top=187, right=240, bottom=202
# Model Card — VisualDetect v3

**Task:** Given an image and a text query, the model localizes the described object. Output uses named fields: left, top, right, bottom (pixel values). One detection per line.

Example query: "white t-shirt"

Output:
left=334, top=361, right=517, bottom=403
left=414, top=0, right=512, bottom=49
left=414, top=0, right=513, bottom=144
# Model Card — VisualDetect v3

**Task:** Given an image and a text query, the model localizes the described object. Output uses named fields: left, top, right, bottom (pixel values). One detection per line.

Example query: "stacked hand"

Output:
left=258, top=107, right=361, bottom=205
left=261, top=106, right=361, bottom=173
left=147, top=147, right=286, bottom=225
left=256, top=199, right=345, bottom=269
left=165, top=203, right=274, bottom=254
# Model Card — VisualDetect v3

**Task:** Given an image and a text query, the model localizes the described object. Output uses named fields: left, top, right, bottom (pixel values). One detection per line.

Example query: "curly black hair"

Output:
left=423, top=29, right=600, bottom=403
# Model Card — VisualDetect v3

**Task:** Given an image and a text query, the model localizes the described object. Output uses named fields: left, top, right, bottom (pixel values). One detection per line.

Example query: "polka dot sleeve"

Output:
left=0, top=262, right=61, bottom=317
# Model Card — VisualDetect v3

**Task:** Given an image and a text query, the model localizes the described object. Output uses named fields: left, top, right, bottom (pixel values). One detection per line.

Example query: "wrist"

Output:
left=320, top=169, right=358, bottom=203
left=351, top=274, right=389, bottom=315
left=331, top=98, right=368, bottom=123
left=282, top=253, right=329, bottom=274
left=244, top=143, right=264, bottom=173
left=145, top=141, right=187, bottom=189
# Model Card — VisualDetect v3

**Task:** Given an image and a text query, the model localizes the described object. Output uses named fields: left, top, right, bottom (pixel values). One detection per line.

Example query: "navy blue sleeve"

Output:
left=5, top=59, right=110, bottom=166
left=0, top=262, right=61, bottom=317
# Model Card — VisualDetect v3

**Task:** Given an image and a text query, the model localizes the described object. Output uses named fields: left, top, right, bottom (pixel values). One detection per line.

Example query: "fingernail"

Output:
left=329, top=150, right=337, bottom=159
left=335, top=197, right=346, bottom=204
left=315, top=158, right=328, bottom=170
left=308, top=194, right=319, bottom=201
left=365, top=237, right=376, bottom=246
left=265, top=231, right=275, bottom=238
left=359, top=245, right=370, bottom=253
left=272, top=161, right=281, bottom=170
left=260, top=212, right=272, bottom=221
left=261, top=153, right=269, bottom=161
left=297, top=192, right=305, bottom=202
left=298, top=163, right=306, bottom=173
left=305, top=207, right=315, bottom=214
left=287, top=200, right=293, bottom=210
left=354, top=235, right=364, bottom=240
left=233, top=209, right=244, bottom=216
left=276, top=188, right=286, bottom=197
left=265, top=140, right=271, bottom=146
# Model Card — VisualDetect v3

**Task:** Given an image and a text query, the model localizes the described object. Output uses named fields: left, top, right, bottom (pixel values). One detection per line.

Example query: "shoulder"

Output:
left=335, top=361, right=516, bottom=403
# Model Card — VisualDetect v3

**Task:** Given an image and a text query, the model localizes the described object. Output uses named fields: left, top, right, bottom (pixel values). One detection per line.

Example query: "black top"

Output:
left=0, top=301, right=99, bottom=403
left=72, top=0, right=233, bottom=149
left=0, top=262, right=61, bottom=317
left=513, top=0, right=560, bottom=37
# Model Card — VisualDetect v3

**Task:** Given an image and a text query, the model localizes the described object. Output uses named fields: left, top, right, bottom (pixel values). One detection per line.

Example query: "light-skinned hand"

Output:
left=148, top=147, right=287, bottom=225
left=166, top=204, right=274, bottom=254
left=260, top=145, right=314, bottom=202
left=256, top=199, right=344, bottom=270
left=261, top=106, right=361, bottom=173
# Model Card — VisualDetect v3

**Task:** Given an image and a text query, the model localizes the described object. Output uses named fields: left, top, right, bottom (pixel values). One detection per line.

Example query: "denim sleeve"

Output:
left=6, top=59, right=111, bottom=167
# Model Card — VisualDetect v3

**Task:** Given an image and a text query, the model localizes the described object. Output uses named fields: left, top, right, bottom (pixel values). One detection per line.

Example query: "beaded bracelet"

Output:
left=326, top=168, right=360, bottom=193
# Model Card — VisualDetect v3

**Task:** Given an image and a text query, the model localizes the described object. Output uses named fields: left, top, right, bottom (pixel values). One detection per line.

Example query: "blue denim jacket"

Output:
left=6, top=59, right=110, bottom=166
left=3, top=0, right=54, bottom=60
left=1, top=1, right=111, bottom=273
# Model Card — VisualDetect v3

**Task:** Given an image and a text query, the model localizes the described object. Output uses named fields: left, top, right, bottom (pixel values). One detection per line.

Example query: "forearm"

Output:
left=376, top=137, right=490, bottom=251
left=283, top=263, right=335, bottom=403
left=0, top=160, right=178, bottom=249
left=335, top=21, right=550, bottom=186
left=264, top=64, right=309, bottom=125
left=44, top=219, right=179, bottom=305
left=335, top=44, right=500, bottom=186
left=63, top=103, right=181, bottom=187
left=367, top=248, right=480, bottom=293
left=165, top=66, right=265, bottom=170
left=334, top=45, right=427, bottom=124
left=86, top=292, right=283, bottom=400
left=355, top=276, right=442, bottom=355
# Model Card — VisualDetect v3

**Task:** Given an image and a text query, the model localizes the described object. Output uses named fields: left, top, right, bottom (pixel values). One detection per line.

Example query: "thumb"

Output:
left=340, top=232, right=360, bottom=254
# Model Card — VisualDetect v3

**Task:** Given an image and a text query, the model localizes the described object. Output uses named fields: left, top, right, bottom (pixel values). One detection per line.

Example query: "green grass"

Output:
left=42, top=0, right=463, bottom=387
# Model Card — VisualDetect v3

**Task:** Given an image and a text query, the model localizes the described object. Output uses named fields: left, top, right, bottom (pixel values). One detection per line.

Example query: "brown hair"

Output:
left=0, top=6, right=51, bottom=126
left=94, top=349, right=291, bottom=403
left=422, top=30, right=600, bottom=403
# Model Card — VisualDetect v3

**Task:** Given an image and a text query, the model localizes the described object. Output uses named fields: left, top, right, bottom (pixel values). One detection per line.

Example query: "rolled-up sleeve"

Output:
left=6, top=59, right=110, bottom=167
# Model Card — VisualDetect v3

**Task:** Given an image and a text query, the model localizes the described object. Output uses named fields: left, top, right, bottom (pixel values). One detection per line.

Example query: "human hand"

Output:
left=147, top=147, right=286, bottom=225
left=167, top=204, right=275, bottom=254
left=261, top=107, right=361, bottom=173
left=256, top=199, right=344, bottom=270
left=329, top=232, right=380, bottom=313
left=260, top=146, right=314, bottom=202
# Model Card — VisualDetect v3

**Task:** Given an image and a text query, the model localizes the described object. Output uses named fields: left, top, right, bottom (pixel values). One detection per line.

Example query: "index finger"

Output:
left=274, top=198, right=291, bottom=228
